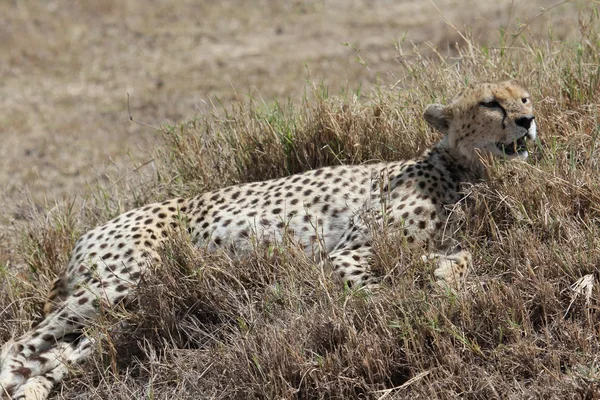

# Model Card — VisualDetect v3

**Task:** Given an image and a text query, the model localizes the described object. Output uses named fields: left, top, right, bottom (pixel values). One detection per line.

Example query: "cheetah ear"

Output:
left=424, top=103, right=452, bottom=134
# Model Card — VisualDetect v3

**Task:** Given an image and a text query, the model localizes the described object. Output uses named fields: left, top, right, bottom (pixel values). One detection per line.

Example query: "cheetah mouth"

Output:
left=496, top=134, right=529, bottom=156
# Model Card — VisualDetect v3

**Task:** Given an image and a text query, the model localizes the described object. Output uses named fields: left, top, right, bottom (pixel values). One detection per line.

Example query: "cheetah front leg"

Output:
left=325, top=222, right=380, bottom=289
left=424, top=249, right=472, bottom=290
left=328, top=245, right=378, bottom=288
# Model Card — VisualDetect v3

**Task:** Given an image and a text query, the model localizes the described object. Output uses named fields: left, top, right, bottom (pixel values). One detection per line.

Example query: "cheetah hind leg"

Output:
left=424, top=250, right=472, bottom=291
left=10, top=336, right=94, bottom=400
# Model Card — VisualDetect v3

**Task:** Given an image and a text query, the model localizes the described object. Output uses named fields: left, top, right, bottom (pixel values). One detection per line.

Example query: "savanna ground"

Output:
left=1, top=0, right=600, bottom=398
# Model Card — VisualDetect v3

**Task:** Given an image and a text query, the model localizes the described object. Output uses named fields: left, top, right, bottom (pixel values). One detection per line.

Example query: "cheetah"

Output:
left=0, top=80, right=536, bottom=399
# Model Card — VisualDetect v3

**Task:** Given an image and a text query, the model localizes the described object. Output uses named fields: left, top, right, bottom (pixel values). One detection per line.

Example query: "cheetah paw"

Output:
left=426, top=250, right=472, bottom=291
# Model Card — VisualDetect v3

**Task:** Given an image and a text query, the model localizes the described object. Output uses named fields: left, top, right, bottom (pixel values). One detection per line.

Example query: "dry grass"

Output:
left=2, top=1, right=600, bottom=399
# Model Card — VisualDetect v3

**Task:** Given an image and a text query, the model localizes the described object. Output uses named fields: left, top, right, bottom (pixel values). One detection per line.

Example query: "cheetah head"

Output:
left=424, top=80, right=536, bottom=163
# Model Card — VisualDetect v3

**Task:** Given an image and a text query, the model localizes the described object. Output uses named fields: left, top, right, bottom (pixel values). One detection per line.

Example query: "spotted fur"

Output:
left=0, top=80, right=536, bottom=399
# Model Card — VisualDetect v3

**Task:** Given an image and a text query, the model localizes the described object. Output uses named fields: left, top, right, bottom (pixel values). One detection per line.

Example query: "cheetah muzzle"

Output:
left=496, top=129, right=534, bottom=157
left=0, top=79, right=537, bottom=400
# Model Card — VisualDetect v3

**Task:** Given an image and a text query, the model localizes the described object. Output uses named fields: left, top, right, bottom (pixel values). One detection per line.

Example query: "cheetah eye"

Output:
left=479, top=100, right=501, bottom=109
left=521, top=97, right=529, bottom=104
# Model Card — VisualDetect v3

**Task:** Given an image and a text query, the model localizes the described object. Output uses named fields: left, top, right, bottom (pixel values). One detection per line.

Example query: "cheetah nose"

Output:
left=515, top=115, right=534, bottom=130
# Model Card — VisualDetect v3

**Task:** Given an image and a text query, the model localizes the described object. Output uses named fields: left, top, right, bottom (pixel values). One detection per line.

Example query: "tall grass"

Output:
left=2, top=5, right=600, bottom=399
